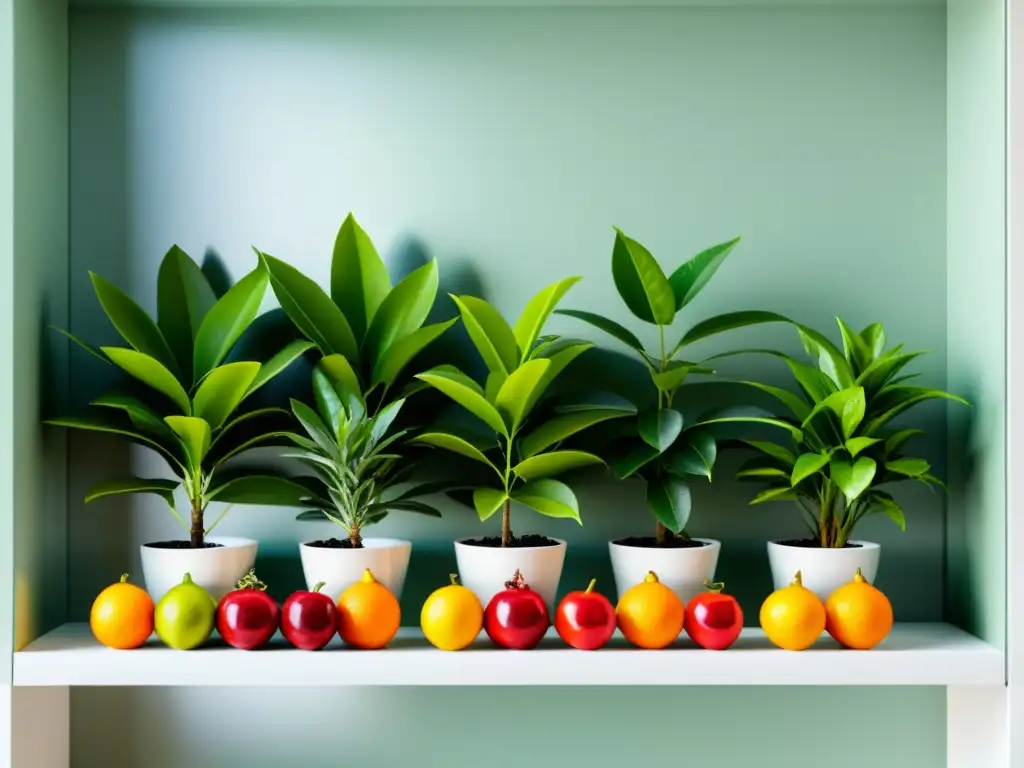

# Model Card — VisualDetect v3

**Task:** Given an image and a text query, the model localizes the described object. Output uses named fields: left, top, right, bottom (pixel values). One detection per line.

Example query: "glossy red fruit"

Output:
left=484, top=570, right=550, bottom=650
left=684, top=580, right=744, bottom=651
left=555, top=578, right=616, bottom=650
left=281, top=581, right=338, bottom=651
left=216, top=570, right=280, bottom=651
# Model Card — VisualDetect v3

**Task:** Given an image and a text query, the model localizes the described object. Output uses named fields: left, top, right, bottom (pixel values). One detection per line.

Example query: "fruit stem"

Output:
left=585, top=578, right=597, bottom=594
left=182, top=572, right=194, bottom=584
left=312, top=581, right=326, bottom=593
left=704, top=579, right=725, bottom=594
left=119, top=573, right=129, bottom=583
left=854, top=567, right=865, bottom=583
left=449, top=573, right=460, bottom=586
left=644, top=571, right=659, bottom=583
left=504, top=569, right=528, bottom=590
left=236, top=568, right=267, bottom=592
left=361, top=568, right=377, bottom=584
left=792, top=570, right=803, bottom=587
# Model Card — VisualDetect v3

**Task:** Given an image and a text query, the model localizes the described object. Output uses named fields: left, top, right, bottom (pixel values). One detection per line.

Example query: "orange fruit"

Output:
left=420, top=574, right=484, bottom=651
left=760, top=570, right=826, bottom=651
left=825, top=568, right=894, bottom=649
left=337, top=568, right=401, bottom=649
left=615, top=570, right=684, bottom=649
left=90, top=573, right=154, bottom=650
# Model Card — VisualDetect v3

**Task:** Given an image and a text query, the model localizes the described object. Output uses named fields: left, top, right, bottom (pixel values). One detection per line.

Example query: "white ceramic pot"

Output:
left=767, top=539, right=881, bottom=601
left=454, top=538, right=567, bottom=614
left=608, top=537, right=721, bottom=605
left=298, top=538, right=412, bottom=602
left=140, top=536, right=258, bottom=604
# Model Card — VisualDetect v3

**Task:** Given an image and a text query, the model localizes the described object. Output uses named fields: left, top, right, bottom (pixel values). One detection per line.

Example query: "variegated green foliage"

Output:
left=730, top=318, right=968, bottom=547
left=412, top=278, right=636, bottom=546
left=46, top=247, right=314, bottom=545
left=287, top=364, right=444, bottom=547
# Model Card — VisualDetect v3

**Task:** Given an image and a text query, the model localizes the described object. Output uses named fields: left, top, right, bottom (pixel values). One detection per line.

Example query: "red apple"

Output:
left=484, top=570, right=549, bottom=650
left=684, top=580, right=744, bottom=650
left=555, top=578, right=616, bottom=650
left=216, top=569, right=280, bottom=651
left=281, top=581, right=338, bottom=651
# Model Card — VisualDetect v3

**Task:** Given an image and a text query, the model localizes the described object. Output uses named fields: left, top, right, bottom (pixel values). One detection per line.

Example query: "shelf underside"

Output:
left=13, top=623, right=1003, bottom=687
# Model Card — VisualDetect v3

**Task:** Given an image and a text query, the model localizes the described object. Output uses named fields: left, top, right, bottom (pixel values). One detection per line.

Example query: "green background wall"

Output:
left=64, top=5, right=953, bottom=766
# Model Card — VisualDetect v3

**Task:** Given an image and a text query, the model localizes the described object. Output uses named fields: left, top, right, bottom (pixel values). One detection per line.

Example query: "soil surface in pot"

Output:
left=306, top=538, right=363, bottom=549
left=775, top=538, right=862, bottom=549
left=462, top=534, right=560, bottom=548
left=612, top=536, right=706, bottom=549
left=144, top=541, right=223, bottom=549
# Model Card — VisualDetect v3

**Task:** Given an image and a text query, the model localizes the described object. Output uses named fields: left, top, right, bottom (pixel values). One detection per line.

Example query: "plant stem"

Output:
left=658, top=325, right=667, bottom=371
left=501, top=498, right=512, bottom=548
left=655, top=520, right=667, bottom=546
left=349, top=522, right=363, bottom=549
left=190, top=498, right=204, bottom=548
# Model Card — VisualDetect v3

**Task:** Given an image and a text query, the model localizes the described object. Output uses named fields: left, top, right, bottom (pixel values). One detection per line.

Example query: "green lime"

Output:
left=154, top=572, right=216, bottom=650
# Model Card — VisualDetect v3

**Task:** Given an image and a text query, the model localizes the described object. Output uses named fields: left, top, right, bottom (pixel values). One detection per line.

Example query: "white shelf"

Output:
left=13, top=622, right=1003, bottom=687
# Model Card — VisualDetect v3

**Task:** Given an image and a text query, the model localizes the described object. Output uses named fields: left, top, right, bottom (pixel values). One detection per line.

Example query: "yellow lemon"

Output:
left=760, top=571, right=826, bottom=651
left=420, top=574, right=484, bottom=651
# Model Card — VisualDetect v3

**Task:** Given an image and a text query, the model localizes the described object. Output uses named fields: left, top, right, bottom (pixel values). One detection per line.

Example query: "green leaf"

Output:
left=513, top=450, right=603, bottom=481
left=85, top=477, right=180, bottom=506
left=860, top=322, right=887, bottom=359
left=667, top=236, right=741, bottom=310
left=290, top=399, right=335, bottom=454
left=246, top=339, right=314, bottom=397
left=90, top=392, right=174, bottom=439
left=311, top=367, right=344, bottom=437
left=554, top=309, right=645, bottom=354
left=371, top=320, right=456, bottom=389
left=855, top=350, right=926, bottom=397
left=863, top=387, right=969, bottom=435
left=797, top=326, right=854, bottom=389
left=157, top=245, right=217, bottom=383
left=192, top=362, right=261, bottom=430
left=732, top=381, right=811, bottom=421
left=330, top=213, right=391, bottom=342
left=363, top=260, right=438, bottom=364
left=736, top=466, right=790, bottom=480
left=791, top=453, right=829, bottom=486
left=532, top=342, right=593, bottom=406
left=416, top=368, right=508, bottom=436
left=555, top=391, right=638, bottom=414
left=885, top=458, right=930, bottom=477
left=473, top=488, right=507, bottom=521
left=44, top=416, right=184, bottom=472
left=373, top=500, right=442, bottom=518
left=296, top=510, right=330, bottom=522
left=739, top=440, right=795, bottom=466
left=207, top=474, right=314, bottom=505
left=678, top=310, right=790, bottom=349
left=89, top=271, right=180, bottom=375
left=451, top=295, right=519, bottom=374
left=520, top=408, right=636, bottom=458
left=690, top=412, right=803, bottom=440
left=869, top=491, right=905, bottom=531
left=608, top=441, right=659, bottom=479
left=829, top=456, right=876, bottom=502
left=845, top=437, right=881, bottom=457
left=412, top=432, right=499, bottom=472
left=102, top=347, right=191, bottom=415
left=369, top=399, right=404, bottom=447
left=841, top=393, right=866, bottom=439
left=750, top=486, right=798, bottom=504
left=610, top=230, right=675, bottom=325
left=664, top=429, right=716, bottom=479
left=495, top=359, right=551, bottom=433
left=652, top=362, right=701, bottom=393
left=513, top=276, right=581, bottom=363
left=484, top=371, right=506, bottom=403
left=885, top=429, right=925, bottom=454
left=638, top=408, right=684, bottom=453
left=512, top=479, right=581, bottom=523
left=50, top=326, right=111, bottom=365
left=646, top=475, right=692, bottom=533
left=836, top=317, right=873, bottom=374
left=262, top=252, right=360, bottom=365
left=165, top=416, right=212, bottom=472
left=192, top=265, right=269, bottom=384
left=319, top=354, right=362, bottom=401
left=800, top=386, right=865, bottom=438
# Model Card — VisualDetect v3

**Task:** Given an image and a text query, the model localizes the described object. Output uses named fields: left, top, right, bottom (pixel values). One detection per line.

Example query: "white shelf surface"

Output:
left=13, top=622, right=1003, bottom=687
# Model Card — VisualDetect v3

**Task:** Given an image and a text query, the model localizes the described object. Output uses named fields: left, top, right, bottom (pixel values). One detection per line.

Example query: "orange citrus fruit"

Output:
left=825, top=568, right=894, bottom=649
left=420, top=574, right=484, bottom=651
left=616, top=570, right=685, bottom=649
left=90, top=573, right=154, bottom=650
left=760, top=570, right=826, bottom=651
left=337, top=568, right=401, bottom=649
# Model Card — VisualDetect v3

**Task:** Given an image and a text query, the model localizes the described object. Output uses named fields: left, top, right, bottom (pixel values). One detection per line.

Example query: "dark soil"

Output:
left=775, top=538, right=863, bottom=549
left=144, top=541, right=223, bottom=550
left=612, top=536, right=707, bottom=549
left=306, top=538, right=361, bottom=549
left=461, top=534, right=560, bottom=548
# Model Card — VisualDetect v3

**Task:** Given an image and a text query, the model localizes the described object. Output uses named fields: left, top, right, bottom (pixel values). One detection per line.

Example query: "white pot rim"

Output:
left=768, top=539, right=880, bottom=550
left=142, top=536, right=257, bottom=549
left=454, top=536, right=566, bottom=551
left=299, top=537, right=411, bottom=549
left=609, top=537, right=720, bottom=549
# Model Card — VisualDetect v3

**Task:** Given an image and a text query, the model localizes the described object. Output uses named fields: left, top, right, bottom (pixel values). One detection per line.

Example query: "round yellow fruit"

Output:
left=825, top=568, right=893, bottom=650
left=420, top=574, right=484, bottom=651
left=760, top=570, right=826, bottom=651
left=616, top=570, right=684, bottom=649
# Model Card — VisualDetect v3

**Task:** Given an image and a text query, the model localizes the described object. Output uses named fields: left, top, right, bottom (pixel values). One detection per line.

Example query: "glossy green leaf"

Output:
left=513, top=450, right=602, bottom=481
left=829, top=456, right=876, bottom=502
left=885, top=458, right=930, bottom=477
left=845, top=436, right=881, bottom=457
left=801, top=387, right=864, bottom=432
left=90, top=271, right=179, bottom=375
left=512, top=479, right=581, bottom=523
left=555, top=391, right=638, bottom=414
left=677, top=310, right=790, bottom=349
left=207, top=474, right=314, bottom=505
left=732, top=380, right=811, bottom=421
left=484, top=371, right=506, bottom=404
left=370, top=320, right=455, bottom=389
left=90, top=392, right=174, bottom=439
left=791, top=453, right=829, bottom=486
left=290, top=399, right=335, bottom=454
left=841, top=395, right=866, bottom=439
left=531, top=342, right=593, bottom=410
left=736, top=466, right=790, bottom=480
left=246, top=339, right=314, bottom=397
left=44, top=416, right=184, bottom=472
left=610, top=230, right=674, bottom=324
left=412, top=432, right=499, bottom=473
left=157, top=245, right=217, bottom=382
left=554, top=309, right=645, bottom=354
left=739, top=440, right=796, bottom=466
left=646, top=475, right=692, bottom=533
left=369, top=399, right=404, bottom=447
left=319, top=354, right=362, bottom=401
left=690, top=412, right=803, bottom=440
left=102, top=347, right=191, bottom=415
left=311, top=367, right=344, bottom=436
left=855, top=350, right=926, bottom=397
left=165, top=416, right=212, bottom=472
left=608, top=441, right=659, bottom=479
left=212, top=431, right=294, bottom=469
left=667, top=236, right=741, bottom=310
left=863, top=387, right=969, bottom=435
left=330, top=213, right=391, bottom=342
left=860, top=322, right=887, bottom=359
left=652, top=362, right=701, bottom=393
left=416, top=368, right=508, bottom=436
left=836, top=317, right=872, bottom=373
left=511, top=276, right=581, bottom=364
left=363, top=260, right=438, bottom=364
left=520, top=408, right=634, bottom=458
left=869, top=491, right=905, bottom=531
left=884, top=429, right=925, bottom=454
left=664, top=429, right=716, bottom=479
left=50, top=326, right=111, bottom=365
left=638, top=408, right=684, bottom=453
left=192, top=362, right=261, bottom=430
left=85, top=477, right=179, bottom=506
left=750, top=486, right=798, bottom=505
left=451, top=295, right=518, bottom=374
left=262, top=253, right=359, bottom=364
left=495, top=359, right=551, bottom=433
left=797, top=326, right=854, bottom=388
left=473, top=488, right=507, bottom=521
left=192, top=265, right=268, bottom=384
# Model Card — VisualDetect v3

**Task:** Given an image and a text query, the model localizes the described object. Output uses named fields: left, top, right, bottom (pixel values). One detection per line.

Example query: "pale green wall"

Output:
left=65, top=5, right=951, bottom=766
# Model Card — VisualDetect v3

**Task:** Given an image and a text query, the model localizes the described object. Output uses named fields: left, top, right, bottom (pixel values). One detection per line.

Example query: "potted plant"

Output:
left=729, top=317, right=968, bottom=599
left=46, top=247, right=314, bottom=602
left=557, top=228, right=794, bottom=603
left=411, top=277, right=636, bottom=612
left=259, top=214, right=457, bottom=598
